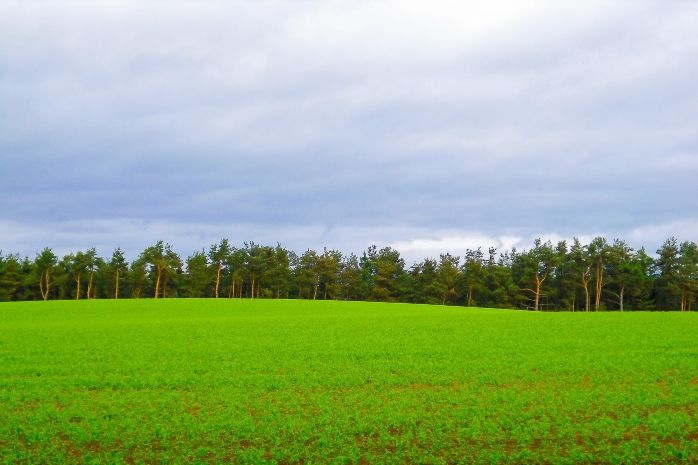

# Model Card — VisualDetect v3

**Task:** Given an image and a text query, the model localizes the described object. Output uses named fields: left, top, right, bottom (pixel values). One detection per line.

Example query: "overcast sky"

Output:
left=1, top=1, right=697, bottom=263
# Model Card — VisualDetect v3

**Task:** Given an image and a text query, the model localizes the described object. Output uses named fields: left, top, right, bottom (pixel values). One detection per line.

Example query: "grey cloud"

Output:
left=1, top=1, right=697, bottom=258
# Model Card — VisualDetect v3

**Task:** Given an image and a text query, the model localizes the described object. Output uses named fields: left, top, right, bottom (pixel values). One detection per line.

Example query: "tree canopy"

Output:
left=1, top=236, right=696, bottom=311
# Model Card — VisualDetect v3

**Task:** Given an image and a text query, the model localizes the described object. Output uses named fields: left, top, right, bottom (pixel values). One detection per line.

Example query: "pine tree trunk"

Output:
left=619, top=285, right=625, bottom=312
left=215, top=264, right=222, bottom=298
left=87, top=272, right=94, bottom=300
left=115, top=269, right=120, bottom=299
left=154, top=267, right=161, bottom=299
left=75, top=272, right=81, bottom=300
left=583, top=283, right=589, bottom=312
left=534, top=274, right=546, bottom=311
left=39, top=272, right=46, bottom=300
left=582, top=267, right=591, bottom=312
left=594, top=264, right=604, bottom=311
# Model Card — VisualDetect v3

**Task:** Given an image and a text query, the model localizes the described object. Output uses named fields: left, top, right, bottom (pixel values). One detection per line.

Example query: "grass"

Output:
left=0, top=299, right=696, bottom=464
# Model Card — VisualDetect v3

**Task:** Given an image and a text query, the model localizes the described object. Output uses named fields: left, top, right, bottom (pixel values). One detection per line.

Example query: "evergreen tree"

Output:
left=225, top=248, right=246, bottom=298
left=569, top=238, right=592, bottom=311
left=413, top=258, right=440, bottom=304
left=606, top=239, right=633, bottom=311
left=551, top=241, right=576, bottom=311
left=339, top=253, right=362, bottom=301
left=129, top=256, right=147, bottom=299
left=107, top=248, right=129, bottom=299
left=437, top=254, right=460, bottom=305
left=461, top=248, right=485, bottom=307
left=295, top=249, right=319, bottom=300
left=654, top=238, right=681, bottom=310
left=54, top=253, right=73, bottom=300
left=371, top=247, right=405, bottom=302
left=209, top=239, right=231, bottom=298
left=35, top=247, right=57, bottom=301
left=588, top=237, right=609, bottom=311
left=359, top=245, right=378, bottom=301
left=626, top=247, right=655, bottom=310
left=678, top=241, right=698, bottom=311
left=266, top=244, right=291, bottom=299
left=513, top=239, right=557, bottom=311
left=141, top=241, right=181, bottom=298
left=184, top=251, right=210, bottom=298
left=317, top=248, right=342, bottom=300
left=0, top=253, right=22, bottom=301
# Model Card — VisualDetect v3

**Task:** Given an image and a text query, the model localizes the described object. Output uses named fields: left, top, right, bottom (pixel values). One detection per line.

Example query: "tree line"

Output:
left=0, top=237, right=696, bottom=311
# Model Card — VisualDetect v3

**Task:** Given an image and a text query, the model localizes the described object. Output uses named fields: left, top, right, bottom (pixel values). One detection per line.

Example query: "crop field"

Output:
left=0, top=300, right=697, bottom=464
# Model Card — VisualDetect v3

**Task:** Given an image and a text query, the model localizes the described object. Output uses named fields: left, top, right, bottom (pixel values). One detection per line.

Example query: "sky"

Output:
left=1, top=0, right=697, bottom=264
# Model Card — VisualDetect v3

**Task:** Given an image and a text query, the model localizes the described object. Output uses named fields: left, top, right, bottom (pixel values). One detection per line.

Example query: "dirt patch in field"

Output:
left=83, top=440, right=102, bottom=453
left=56, top=433, right=83, bottom=459
left=394, top=381, right=470, bottom=392
left=237, top=438, right=253, bottom=449
left=186, top=402, right=201, bottom=417
left=354, top=430, right=380, bottom=446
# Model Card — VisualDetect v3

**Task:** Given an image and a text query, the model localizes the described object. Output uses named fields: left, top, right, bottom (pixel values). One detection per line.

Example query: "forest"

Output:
left=0, top=237, right=696, bottom=311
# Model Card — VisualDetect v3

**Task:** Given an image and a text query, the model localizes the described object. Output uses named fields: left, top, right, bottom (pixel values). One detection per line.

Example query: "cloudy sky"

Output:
left=1, top=0, right=697, bottom=263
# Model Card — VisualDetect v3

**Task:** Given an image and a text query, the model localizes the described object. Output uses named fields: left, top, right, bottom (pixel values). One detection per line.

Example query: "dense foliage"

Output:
left=1, top=300, right=696, bottom=463
left=1, top=237, right=696, bottom=310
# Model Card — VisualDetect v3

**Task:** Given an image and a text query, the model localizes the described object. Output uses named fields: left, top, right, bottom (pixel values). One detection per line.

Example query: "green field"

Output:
left=1, top=300, right=696, bottom=464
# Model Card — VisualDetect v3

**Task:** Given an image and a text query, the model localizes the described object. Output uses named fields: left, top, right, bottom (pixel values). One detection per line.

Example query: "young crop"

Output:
left=0, top=299, right=696, bottom=464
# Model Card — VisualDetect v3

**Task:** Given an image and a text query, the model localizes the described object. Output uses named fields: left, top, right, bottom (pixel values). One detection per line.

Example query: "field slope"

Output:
left=1, top=300, right=696, bottom=464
